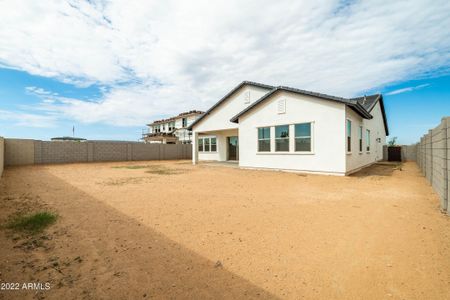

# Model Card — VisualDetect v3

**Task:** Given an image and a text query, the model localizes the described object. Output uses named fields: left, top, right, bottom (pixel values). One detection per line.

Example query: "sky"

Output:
left=0, top=0, right=449, bottom=144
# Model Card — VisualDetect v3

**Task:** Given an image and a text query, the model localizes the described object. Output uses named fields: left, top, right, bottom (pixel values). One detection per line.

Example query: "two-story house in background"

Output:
left=143, top=110, right=204, bottom=144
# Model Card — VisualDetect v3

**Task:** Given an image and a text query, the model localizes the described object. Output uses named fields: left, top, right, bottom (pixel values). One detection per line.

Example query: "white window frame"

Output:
left=257, top=127, right=271, bottom=152
left=346, top=119, right=352, bottom=154
left=211, top=137, right=217, bottom=152
left=294, top=122, right=313, bottom=153
left=256, top=122, right=315, bottom=155
left=366, top=129, right=371, bottom=153
left=359, top=125, right=363, bottom=153
left=275, top=125, right=290, bottom=152
left=168, top=121, right=175, bottom=131
left=199, top=137, right=217, bottom=153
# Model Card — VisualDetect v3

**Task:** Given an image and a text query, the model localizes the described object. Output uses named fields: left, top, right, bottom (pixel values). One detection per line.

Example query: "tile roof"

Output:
left=189, top=81, right=389, bottom=136
left=147, top=110, right=204, bottom=126
left=187, top=81, right=274, bottom=130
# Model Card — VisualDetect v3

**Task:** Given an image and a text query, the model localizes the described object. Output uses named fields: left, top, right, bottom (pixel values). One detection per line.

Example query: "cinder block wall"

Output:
left=0, top=137, right=4, bottom=177
left=416, top=117, right=450, bottom=214
left=402, top=144, right=418, bottom=161
left=4, top=139, right=192, bottom=166
left=5, top=139, right=35, bottom=166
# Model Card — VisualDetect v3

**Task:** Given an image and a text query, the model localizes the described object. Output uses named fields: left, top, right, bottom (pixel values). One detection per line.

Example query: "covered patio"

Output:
left=192, top=129, right=238, bottom=164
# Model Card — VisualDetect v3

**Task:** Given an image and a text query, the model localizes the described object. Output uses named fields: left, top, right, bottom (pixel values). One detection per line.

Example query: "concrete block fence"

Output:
left=416, top=117, right=450, bottom=214
left=3, top=139, right=192, bottom=167
left=0, top=137, right=4, bottom=177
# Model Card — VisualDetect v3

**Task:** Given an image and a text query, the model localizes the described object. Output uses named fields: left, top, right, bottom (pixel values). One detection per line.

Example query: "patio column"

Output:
left=192, top=131, right=199, bottom=165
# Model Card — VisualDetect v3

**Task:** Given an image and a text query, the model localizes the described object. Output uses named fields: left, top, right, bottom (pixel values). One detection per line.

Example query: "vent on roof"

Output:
left=277, top=99, right=286, bottom=114
left=363, top=95, right=367, bottom=105
left=244, top=91, right=250, bottom=104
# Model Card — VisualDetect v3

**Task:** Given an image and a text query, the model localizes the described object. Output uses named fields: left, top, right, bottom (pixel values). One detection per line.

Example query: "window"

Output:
left=346, top=119, right=352, bottom=153
left=211, top=138, right=217, bottom=151
left=169, top=121, right=175, bottom=131
left=154, top=125, right=160, bottom=133
left=359, top=126, right=363, bottom=152
left=366, top=129, right=371, bottom=152
left=295, top=123, right=311, bottom=152
left=198, top=137, right=217, bottom=152
left=275, top=125, right=289, bottom=151
left=182, top=118, right=187, bottom=127
left=258, top=127, right=271, bottom=152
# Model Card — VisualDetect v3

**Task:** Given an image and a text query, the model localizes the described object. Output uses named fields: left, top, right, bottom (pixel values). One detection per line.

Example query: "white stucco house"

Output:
left=189, top=81, right=389, bottom=175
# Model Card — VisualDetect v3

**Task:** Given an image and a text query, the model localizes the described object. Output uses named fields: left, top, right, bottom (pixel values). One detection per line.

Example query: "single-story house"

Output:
left=189, top=81, right=388, bottom=175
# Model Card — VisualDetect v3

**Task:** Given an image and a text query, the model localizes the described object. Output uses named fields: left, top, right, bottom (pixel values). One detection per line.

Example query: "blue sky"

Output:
left=1, top=67, right=448, bottom=144
left=0, top=0, right=449, bottom=144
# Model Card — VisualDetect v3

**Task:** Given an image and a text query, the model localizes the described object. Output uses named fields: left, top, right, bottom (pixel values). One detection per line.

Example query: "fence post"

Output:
left=127, top=143, right=132, bottom=161
left=443, top=117, right=449, bottom=214
left=425, top=135, right=428, bottom=177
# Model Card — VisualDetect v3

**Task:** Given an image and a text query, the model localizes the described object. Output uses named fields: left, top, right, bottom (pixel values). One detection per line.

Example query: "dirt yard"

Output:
left=0, top=161, right=449, bottom=299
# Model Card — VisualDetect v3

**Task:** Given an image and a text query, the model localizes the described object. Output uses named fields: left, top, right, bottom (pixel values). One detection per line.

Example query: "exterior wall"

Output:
left=4, top=139, right=192, bottom=166
left=402, top=144, right=418, bottom=161
left=197, top=129, right=238, bottom=161
left=416, top=117, right=449, bottom=214
left=194, top=85, right=270, bottom=132
left=345, top=102, right=387, bottom=173
left=5, top=138, right=35, bottom=166
left=0, top=137, right=4, bottom=177
left=238, top=91, right=347, bottom=175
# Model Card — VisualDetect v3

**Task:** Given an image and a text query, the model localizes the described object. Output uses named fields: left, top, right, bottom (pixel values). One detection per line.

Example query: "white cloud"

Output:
left=1, top=0, right=450, bottom=126
left=0, top=109, right=57, bottom=128
left=386, top=83, right=431, bottom=95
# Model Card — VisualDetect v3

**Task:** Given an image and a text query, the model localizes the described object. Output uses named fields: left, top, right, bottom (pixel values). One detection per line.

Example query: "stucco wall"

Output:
left=194, top=85, right=270, bottom=132
left=197, top=129, right=238, bottom=161
left=0, top=137, right=4, bottom=177
left=4, top=139, right=191, bottom=166
left=345, top=102, right=387, bottom=173
left=238, top=91, right=347, bottom=175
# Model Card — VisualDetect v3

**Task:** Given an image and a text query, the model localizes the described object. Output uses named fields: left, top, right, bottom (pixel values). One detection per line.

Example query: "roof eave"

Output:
left=189, top=81, right=274, bottom=130
left=231, top=87, right=373, bottom=123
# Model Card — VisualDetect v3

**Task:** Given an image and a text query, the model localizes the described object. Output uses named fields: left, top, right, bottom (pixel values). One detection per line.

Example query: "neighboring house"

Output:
left=143, top=110, right=204, bottom=144
left=51, top=136, right=87, bottom=142
left=189, top=81, right=388, bottom=175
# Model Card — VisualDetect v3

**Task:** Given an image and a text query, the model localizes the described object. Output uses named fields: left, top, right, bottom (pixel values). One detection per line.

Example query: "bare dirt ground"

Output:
left=0, top=161, right=449, bottom=300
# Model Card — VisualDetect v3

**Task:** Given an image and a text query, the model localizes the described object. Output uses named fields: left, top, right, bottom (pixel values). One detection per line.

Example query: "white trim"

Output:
left=274, top=124, right=290, bottom=152
left=346, top=118, right=352, bottom=154
left=256, top=126, right=271, bottom=152
left=256, top=152, right=315, bottom=155
left=198, top=136, right=217, bottom=153
left=239, top=165, right=345, bottom=176
left=358, top=125, right=363, bottom=153
left=294, top=122, right=314, bottom=153
left=255, top=121, right=315, bottom=154
left=366, top=129, right=371, bottom=152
